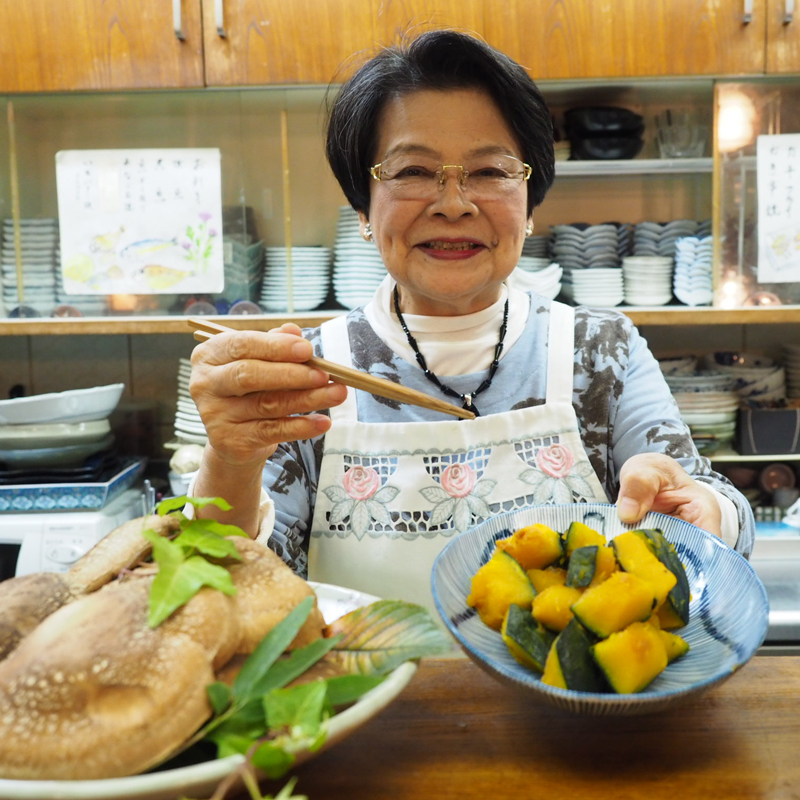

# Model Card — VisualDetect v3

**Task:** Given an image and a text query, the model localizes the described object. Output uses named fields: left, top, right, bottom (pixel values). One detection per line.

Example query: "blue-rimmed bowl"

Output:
left=431, top=503, right=769, bottom=716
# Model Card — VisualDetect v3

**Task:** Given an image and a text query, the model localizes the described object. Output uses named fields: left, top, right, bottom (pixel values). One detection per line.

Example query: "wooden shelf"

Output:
left=711, top=450, right=800, bottom=463
left=555, top=157, right=713, bottom=177
left=0, top=304, right=798, bottom=335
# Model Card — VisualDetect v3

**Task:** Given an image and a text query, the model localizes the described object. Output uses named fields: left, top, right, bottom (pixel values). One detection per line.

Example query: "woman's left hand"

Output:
left=616, top=453, right=722, bottom=537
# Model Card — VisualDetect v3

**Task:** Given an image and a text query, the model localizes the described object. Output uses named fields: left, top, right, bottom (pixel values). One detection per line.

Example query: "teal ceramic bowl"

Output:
left=431, top=503, right=769, bottom=716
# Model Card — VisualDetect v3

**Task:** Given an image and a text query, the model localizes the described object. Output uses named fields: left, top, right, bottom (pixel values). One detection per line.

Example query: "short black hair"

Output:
left=325, top=29, right=555, bottom=218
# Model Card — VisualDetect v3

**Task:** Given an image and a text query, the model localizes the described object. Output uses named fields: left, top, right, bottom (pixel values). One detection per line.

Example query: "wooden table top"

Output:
left=256, top=654, right=800, bottom=800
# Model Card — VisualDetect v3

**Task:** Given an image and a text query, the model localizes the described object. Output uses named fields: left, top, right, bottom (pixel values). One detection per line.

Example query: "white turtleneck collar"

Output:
left=362, top=275, right=530, bottom=377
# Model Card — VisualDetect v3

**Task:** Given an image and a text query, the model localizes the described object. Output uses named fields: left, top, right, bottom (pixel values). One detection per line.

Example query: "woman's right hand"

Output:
left=189, top=322, right=348, bottom=470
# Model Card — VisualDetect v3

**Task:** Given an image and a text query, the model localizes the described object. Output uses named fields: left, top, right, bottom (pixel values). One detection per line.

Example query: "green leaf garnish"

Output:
left=264, top=680, right=327, bottom=739
left=156, top=495, right=233, bottom=517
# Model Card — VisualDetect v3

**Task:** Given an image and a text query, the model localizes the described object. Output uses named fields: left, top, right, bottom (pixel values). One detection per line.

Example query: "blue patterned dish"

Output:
left=431, top=503, right=769, bottom=716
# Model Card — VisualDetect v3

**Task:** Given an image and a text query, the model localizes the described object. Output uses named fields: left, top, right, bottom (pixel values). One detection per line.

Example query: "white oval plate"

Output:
left=0, top=384, right=124, bottom=426
left=0, top=583, right=416, bottom=800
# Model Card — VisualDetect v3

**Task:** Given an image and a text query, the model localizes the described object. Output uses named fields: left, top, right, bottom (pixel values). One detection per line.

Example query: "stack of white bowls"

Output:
left=658, top=355, right=698, bottom=376
left=782, top=344, right=800, bottom=399
left=173, top=358, right=208, bottom=446
left=260, top=246, right=331, bottom=312
left=664, top=371, right=739, bottom=449
left=333, top=207, right=385, bottom=309
left=550, top=223, right=622, bottom=270
left=622, top=256, right=674, bottom=305
left=508, top=261, right=562, bottom=300
left=633, top=220, right=709, bottom=259
left=673, top=236, right=714, bottom=307
left=2, top=218, right=60, bottom=317
left=560, top=267, right=624, bottom=307
left=705, top=352, right=786, bottom=403
left=521, top=234, right=550, bottom=258
left=221, top=238, right=264, bottom=305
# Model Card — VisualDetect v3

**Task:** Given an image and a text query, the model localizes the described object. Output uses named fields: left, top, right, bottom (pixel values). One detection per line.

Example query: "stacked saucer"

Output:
left=333, top=206, right=385, bottom=309
left=782, top=344, right=800, bottom=399
left=633, top=220, right=708, bottom=260
left=561, top=267, right=624, bottom=307
left=664, top=371, right=739, bottom=449
left=550, top=223, right=622, bottom=271
left=173, top=358, right=208, bottom=446
left=622, top=256, right=674, bottom=305
left=521, top=234, right=550, bottom=259
left=508, top=262, right=562, bottom=300
left=673, top=236, right=713, bottom=306
left=705, top=352, right=786, bottom=404
left=260, top=246, right=331, bottom=312
left=2, top=218, right=59, bottom=317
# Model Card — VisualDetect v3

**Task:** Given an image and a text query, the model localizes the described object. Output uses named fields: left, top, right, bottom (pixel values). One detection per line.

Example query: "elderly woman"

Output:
left=190, top=30, right=754, bottom=611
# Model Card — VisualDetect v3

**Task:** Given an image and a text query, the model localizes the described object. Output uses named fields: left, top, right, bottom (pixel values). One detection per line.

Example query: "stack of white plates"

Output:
left=550, top=223, right=622, bottom=271
left=664, top=371, right=739, bottom=447
left=521, top=234, right=550, bottom=258
left=260, top=246, right=331, bottom=312
left=174, top=358, right=208, bottom=446
left=622, top=256, right=674, bottom=305
left=704, top=352, right=786, bottom=403
left=633, top=220, right=709, bottom=259
left=782, top=344, right=800, bottom=398
left=221, top=238, right=264, bottom=304
left=0, top=383, right=124, bottom=469
left=673, top=236, right=713, bottom=306
left=507, top=262, right=562, bottom=300
left=333, top=206, right=385, bottom=309
left=2, top=218, right=59, bottom=317
left=561, top=267, right=624, bottom=307
left=658, top=355, right=698, bottom=376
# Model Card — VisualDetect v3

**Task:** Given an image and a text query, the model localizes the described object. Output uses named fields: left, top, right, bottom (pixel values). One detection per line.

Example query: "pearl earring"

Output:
left=363, top=222, right=373, bottom=242
left=525, top=222, right=534, bottom=237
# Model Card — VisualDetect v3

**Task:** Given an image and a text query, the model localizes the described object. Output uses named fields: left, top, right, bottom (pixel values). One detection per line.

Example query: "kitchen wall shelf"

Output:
left=0, top=305, right=798, bottom=335
left=555, top=157, right=713, bottom=177
left=710, top=450, right=800, bottom=463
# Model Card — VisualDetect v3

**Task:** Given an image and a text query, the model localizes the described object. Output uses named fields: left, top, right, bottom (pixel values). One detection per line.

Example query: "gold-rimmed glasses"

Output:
left=369, top=154, right=531, bottom=201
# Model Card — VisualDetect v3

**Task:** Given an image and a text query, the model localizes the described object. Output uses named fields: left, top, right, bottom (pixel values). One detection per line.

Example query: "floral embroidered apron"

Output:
left=308, top=301, right=609, bottom=616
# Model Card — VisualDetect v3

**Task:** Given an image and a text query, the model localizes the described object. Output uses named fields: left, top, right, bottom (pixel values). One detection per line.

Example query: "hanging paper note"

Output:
left=756, top=133, right=800, bottom=284
left=56, top=148, right=224, bottom=295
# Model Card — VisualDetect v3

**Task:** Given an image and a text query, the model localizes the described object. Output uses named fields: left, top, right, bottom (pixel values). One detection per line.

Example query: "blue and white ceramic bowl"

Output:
left=431, top=503, right=769, bottom=716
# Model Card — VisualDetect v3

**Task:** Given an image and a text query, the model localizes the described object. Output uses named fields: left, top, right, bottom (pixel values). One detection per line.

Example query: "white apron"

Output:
left=308, top=301, right=609, bottom=616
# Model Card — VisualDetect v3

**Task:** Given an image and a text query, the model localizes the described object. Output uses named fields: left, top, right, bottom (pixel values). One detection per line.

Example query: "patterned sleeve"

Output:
left=575, top=309, right=755, bottom=557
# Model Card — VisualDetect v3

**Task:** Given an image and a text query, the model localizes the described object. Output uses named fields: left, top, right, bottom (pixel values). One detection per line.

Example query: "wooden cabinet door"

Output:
left=766, top=0, right=800, bottom=72
left=203, top=0, right=375, bottom=85
left=372, top=0, right=484, bottom=44
left=0, top=0, right=204, bottom=92
left=485, top=0, right=767, bottom=79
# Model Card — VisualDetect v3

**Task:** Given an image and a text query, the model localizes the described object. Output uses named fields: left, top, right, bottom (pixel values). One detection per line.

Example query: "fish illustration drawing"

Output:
left=140, top=264, right=190, bottom=291
left=89, top=226, right=125, bottom=254
left=121, top=238, right=179, bottom=259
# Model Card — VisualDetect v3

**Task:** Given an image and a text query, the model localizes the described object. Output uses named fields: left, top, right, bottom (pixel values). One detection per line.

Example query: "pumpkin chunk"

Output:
left=467, top=550, right=536, bottom=630
left=496, top=523, right=564, bottom=570
left=592, top=621, right=668, bottom=694
left=527, top=566, right=568, bottom=593
left=532, top=584, right=584, bottom=632
left=612, top=531, right=677, bottom=607
left=564, top=520, right=607, bottom=557
left=501, top=604, right=555, bottom=673
left=571, top=571, right=656, bottom=638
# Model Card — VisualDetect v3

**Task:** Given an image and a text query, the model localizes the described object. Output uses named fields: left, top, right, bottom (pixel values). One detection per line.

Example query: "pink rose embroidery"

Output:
left=536, top=444, right=574, bottom=479
left=342, top=466, right=380, bottom=501
left=440, top=463, right=476, bottom=498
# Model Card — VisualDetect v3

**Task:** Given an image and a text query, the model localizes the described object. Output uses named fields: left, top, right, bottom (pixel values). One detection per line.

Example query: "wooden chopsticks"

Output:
left=187, top=318, right=476, bottom=420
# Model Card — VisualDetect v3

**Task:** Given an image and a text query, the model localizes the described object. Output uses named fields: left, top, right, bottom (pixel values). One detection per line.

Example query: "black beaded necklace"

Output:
left=392, top=284, right=509, bottom=417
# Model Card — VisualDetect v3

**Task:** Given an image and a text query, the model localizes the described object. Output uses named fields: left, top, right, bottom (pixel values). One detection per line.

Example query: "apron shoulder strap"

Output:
left=545, top=301, right=576, bottom=406
left=320, top=315, right=358, bottom=421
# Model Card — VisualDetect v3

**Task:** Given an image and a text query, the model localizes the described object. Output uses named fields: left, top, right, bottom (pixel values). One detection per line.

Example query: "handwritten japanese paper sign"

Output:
left=757, top=134, right=800, bottom=284
left=55, top=148, right=223, bottom=295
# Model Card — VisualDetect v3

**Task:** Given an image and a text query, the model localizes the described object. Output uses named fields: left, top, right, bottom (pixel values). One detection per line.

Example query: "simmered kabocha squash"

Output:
left=565, top=545, right=598, bottom=588
left=501, top=603, right=555, bottom=672
left=544, top=618, right=609, bottom=693
left=527, top=565, right=568, bottom=593
left=467, top=549, right=536, bottom=630
left=588, top=545, right=618, bottom=588
left=571, top=571, right=657, bottom=638
left=612, top=531, right=677, bottom=607
left=564, top=520, right=607, bottom=557
left=496, top=523, right=564, bottom=570
left=658, top=629, right=690, bottom=663
left=635, top=529, right=692, bottom=627
left=532, top=584, right=584, bottom=632
left=542, top=639, right=567, bottom=689
left=592, top=621, right=669, bottom=694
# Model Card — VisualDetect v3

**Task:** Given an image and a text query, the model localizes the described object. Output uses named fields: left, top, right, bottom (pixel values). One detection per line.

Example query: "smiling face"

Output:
left=359, top=88, right=532, bottom=316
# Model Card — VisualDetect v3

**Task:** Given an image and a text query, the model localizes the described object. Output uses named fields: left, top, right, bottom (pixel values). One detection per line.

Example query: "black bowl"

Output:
left=569, top=135, right=645, bottom=161
left=564, top=106, right=645, bottom=135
